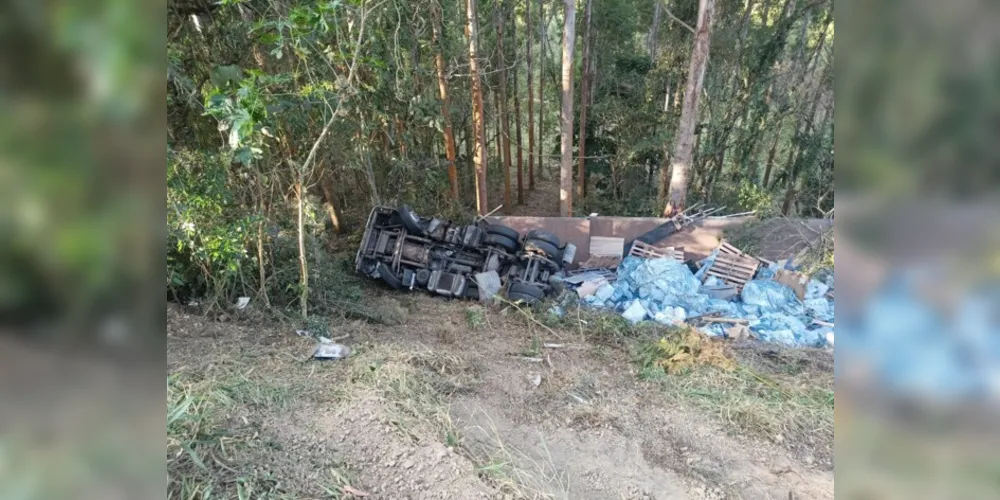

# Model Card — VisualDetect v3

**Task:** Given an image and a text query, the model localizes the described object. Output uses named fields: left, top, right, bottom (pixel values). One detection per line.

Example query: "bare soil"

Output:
left=168, top=289, right=833, bottom=500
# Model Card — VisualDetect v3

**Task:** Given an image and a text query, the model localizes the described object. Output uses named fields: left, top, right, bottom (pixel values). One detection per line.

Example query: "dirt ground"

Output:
left=168, top=289, right=833, bottom=500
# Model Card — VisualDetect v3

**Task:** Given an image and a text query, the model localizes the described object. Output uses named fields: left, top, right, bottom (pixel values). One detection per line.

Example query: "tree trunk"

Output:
left=649, top=0, right=661, bottom=58
left=497, top=4, right=513, bottom=213
left=663, top=81, right=671, bottom=112
left=466, top=0, right=489, bottom=215
left=526, top=0, right=535, bottom=190
left=364, top=150, right=381, bottom=206
left=296, top=181, right=308, bottom=318
left=320, top=175, right=343, bottom=234
left=576, top=0, right=593, bottom=198
left=589, top=45, right=597, bottom=106
left=255, top=187, right=270, bottom=307
left=493, top=90, right=503, bottom=165
left=781, top=167, right=797, bottom=215
left=762, top=130, right=780, bottom=187
left=462, top=120, right=474, bottom=199
left=657, top=135, right=672, bottom=204
left=511, top=7, right=524, bottom=205
left=431, top=3, right=460, bottom=202
left=558, top=0, right=576, bottom=216
left=663, top=0, right=715, bottom=216
left=536, top=0, right=545, bottom=181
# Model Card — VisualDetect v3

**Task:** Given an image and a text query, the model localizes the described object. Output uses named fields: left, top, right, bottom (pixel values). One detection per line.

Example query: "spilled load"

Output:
left=574, top=252, right=834, bottom=347
left=355, top=206, right=575, bottom=303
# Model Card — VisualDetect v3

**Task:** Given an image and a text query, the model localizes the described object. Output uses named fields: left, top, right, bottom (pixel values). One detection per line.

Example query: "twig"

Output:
left=702, top=317, right=749, bottom=325
left=663, top=7, right=696, bottom=34
left=503, top=298, right=565, bottom=339
left=342, top=485, right=370, bottom=497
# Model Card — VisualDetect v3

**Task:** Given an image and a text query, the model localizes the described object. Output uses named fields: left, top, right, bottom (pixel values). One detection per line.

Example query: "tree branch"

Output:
left=663, top=7, right=696, bottom=35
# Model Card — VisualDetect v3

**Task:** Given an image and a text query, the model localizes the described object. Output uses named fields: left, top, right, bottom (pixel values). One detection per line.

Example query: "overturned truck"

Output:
left=355, top=206, right=576, bottom=303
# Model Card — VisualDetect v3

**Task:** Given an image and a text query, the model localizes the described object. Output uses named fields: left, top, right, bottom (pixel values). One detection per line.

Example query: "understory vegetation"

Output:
left=167, top=0, right=834, bottom=316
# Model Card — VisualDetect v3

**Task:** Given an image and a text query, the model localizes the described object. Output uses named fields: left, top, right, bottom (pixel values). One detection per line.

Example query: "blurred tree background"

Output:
left=164, top=0, right=833, bottom=315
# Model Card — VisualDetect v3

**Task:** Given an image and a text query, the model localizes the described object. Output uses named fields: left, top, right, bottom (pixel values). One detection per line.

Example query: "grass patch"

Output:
left=462, top=409, right=570, bottom=499
left=634, top=327, right=736, bottom=377
left=634, top=328, right=833, bottom=453
left=465, top=306, right=487, bottom=329
left=167, top=372, right=357, bottom=499
left=521, top=336, right=541, bottom=357
left=641, top=350, right=834, bottom=453
left=349, top=347, right=479, bottom=446
left=167, top=372, right=296, bottom=499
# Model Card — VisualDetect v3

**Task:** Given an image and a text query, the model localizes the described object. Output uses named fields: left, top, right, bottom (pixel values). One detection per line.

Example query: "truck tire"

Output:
left=486, top=223, right=520, bottom=241
left=523, top=238, right=562, bottom=261
left=485, top=233, right=518, bottom=252
left=508, top=282, right=545, bottom=304
left=398, top=205, right=424, bottom=235
left=377, top=262, right=403, bottom=289
left=526, top=229, right=560, bottom=246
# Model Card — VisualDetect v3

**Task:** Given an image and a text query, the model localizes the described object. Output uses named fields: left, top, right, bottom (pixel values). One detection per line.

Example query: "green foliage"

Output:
left=167, top=149, right=255, bottom=303
left=737, top=181, right=774, bottom=215
left=164, top=0, right=834, bottom=317
left=634, top=328, right=735, bottom=377
left=465, top=306, right=486, bottom=330
left=168, top=373, right=293, bottom=499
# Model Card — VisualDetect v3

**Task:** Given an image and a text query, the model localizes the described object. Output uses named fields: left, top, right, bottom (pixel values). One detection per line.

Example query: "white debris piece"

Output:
left=313, top=343, right=352, bottom=360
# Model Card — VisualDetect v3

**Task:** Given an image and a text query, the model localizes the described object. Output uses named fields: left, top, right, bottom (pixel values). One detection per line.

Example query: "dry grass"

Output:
left=461, top=408, right=571, bottom=499
left=348, top=346, right=479, bottom=447
left=648, top=351, right=834, bottom=460
left=166, top=371, right=361, bottom=499
left=346, top=344, right=572, bottom=499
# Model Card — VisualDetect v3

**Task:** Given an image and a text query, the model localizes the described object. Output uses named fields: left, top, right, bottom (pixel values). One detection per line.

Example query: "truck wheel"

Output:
left=486, top=223, right=520, bottom=241
left=377, top=262, right=403, bottom=289
left=526, top=229, right=560, bottom=246
left=507, top=282, right=545, bottom=304
left=397, top=205, right=424, bottom=235
left=523, top=238, right=562, bottom=261
left=485, top=233, right=517, bottom=252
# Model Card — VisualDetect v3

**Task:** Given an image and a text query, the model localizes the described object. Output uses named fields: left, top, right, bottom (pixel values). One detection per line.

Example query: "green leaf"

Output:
left=234, top=147, right=254, bottom=165
left=210, top=65, right=243, bottom=89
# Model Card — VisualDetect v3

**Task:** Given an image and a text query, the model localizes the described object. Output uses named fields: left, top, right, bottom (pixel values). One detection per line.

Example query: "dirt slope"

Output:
left=168, top=292, right=832, bottom=500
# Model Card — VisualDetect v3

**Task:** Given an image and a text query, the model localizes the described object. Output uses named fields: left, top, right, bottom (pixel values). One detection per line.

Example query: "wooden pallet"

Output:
left=703, top=251, right=759, bottom=290
left=717, top=240, right=745, bottom=257
left=719, top=239, right=774, bottom=267
left=628, top=241, right=685, bottom=262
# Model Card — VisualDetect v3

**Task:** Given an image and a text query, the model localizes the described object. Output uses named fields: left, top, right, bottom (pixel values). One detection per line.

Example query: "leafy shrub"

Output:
left=736, top=181, right=776, bottom=215
left=167, top=149, right=256, bottom=305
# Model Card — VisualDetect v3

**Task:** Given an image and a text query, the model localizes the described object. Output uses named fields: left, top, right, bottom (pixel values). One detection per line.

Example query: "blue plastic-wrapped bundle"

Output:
left=575, top=255, right=835, bottom=348
left=750, top=313, right=809, bottom=346
left=741, top=279, right=807, bottom=317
